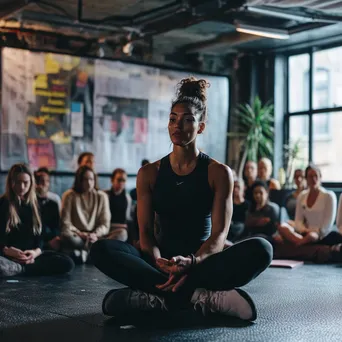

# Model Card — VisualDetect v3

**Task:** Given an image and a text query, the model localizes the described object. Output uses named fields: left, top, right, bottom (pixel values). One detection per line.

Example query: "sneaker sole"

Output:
left=235, top=288, right=257, bottom=321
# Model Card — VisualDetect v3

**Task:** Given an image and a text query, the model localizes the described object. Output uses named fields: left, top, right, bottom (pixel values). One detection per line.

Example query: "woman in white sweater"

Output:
left=278, top=165, right=341, bottom=246
left=61, top=165, right=111, bottom=263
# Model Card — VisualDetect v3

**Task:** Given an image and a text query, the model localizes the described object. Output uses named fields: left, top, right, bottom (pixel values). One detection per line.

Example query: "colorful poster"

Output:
left=71, top=102, right=84, bottom=137
left=27, top=139, right=56, bottom=169
left=1, top=48, right=94, bottom=171
left=1, top=48, right=229, bottom=173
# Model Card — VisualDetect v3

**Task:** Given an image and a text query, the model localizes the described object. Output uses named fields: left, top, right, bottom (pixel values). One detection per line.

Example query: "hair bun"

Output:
left=176, top=76, right=210, bottom=102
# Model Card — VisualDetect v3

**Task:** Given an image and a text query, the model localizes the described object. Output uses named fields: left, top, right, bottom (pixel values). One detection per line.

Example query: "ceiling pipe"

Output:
left=246, top=5, right=342, bottom=23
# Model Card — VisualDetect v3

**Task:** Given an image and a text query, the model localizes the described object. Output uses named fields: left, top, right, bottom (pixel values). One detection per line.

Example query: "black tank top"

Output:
left=152, top=152, right=214, bottom=258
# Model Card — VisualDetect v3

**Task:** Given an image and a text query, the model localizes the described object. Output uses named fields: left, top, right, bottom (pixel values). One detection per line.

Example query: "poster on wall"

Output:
left=1, top=47, right=229, bottom=173
left=1, top=48, right=94, bottom=171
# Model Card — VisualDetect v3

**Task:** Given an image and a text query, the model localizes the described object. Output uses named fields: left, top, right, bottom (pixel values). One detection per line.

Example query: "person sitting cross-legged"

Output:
left=90, top=77, right=272, bottom=322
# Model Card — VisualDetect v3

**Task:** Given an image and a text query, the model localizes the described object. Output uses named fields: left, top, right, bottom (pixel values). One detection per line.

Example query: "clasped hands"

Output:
left=155, top=255, right=194, bottom=293
left=3, top=246, right=41, bottom=264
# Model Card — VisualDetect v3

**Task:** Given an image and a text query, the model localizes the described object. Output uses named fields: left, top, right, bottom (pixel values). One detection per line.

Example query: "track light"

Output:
left=235, top=23, right=290, bottom=40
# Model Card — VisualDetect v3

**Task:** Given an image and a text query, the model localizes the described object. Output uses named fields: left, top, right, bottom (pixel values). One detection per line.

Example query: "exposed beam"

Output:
left=0, top=0, right=28, bottom=19
left=183, top=31, right=260, bottom=53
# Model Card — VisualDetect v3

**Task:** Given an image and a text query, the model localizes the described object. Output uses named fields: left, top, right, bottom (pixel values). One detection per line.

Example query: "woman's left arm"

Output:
left=94, top=192, right=111, bottom=237
left=315, top=192, right=337, bottom=238
left=194, top=163, right=233, bottom=264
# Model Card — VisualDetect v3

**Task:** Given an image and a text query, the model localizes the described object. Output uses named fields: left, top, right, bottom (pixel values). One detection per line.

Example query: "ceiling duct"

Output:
left=246, top=5, right=342, bottom=23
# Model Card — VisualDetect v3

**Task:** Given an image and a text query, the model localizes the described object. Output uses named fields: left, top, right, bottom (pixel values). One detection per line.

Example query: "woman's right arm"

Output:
left=137, top=164, right=161, bottom=262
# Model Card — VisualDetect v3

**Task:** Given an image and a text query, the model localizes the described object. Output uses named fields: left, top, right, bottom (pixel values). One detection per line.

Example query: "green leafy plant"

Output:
left=228, top=96, right=274, bottom=178
left=283, top=139, right=305, bottom=188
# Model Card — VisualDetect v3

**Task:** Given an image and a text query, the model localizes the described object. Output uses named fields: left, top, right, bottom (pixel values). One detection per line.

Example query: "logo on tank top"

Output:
left=176, top=181, right=184, bottom=186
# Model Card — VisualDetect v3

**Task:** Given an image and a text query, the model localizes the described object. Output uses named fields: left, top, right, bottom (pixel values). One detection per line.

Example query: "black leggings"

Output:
left=91, top=237, right=272, bottom=305
left=24, top=251, right=74, bottom=276
left=318, top=231, right=342, bottom=246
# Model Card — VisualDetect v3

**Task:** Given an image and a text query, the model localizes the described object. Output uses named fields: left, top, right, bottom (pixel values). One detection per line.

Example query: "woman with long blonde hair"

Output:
left=0, top=164, right=74, bottom=277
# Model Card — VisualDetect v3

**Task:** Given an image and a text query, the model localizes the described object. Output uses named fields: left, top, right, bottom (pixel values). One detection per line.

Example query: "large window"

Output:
left=287, top=46, right=342, bottom=182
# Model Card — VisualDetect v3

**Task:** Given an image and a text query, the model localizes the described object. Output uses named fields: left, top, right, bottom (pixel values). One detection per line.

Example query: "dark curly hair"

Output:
left=171, top=76, right=210, bottom=122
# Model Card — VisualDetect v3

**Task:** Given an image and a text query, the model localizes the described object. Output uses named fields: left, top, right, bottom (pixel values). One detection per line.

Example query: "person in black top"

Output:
left=91, top=77, right=272, bottom=321
left=284, top=169, right=306, bottom=221
left=228, top=178, right=249, bottom=242
left=0, top=164, right=74, bottom=277
left=34, top=170, right=61, bottom=251
left=106, top=168, right=132, bottom=242
left=244, top=181, right=280, bottom=242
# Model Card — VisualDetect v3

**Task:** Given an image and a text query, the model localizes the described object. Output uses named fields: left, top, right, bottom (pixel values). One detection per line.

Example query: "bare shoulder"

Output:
left=208, top=158, right=234, bottom=189
left=137, top=159, right=161, bottom=189
left=208, top=158, right=233, bottom=178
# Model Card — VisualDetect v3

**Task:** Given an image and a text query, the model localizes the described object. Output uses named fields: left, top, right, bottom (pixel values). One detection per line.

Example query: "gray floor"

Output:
left=1, top=264, right=342, bottom=342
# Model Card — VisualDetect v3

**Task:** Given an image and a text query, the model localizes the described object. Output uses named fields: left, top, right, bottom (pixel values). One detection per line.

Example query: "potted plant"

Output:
left=228, top=96, right=274, bottom=178
left=283, top=139, right=304, bottom=188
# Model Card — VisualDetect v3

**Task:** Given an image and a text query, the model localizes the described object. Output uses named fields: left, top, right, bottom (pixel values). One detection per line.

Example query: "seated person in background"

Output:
left=0, top=164, right=74, bottom=277
left=36, top=167, right=61, bottom=211
left=61, top=165, right=111, bottom=263
left=284, top=169, right=306, bottom=221
left=244, top=180, right=279, bottom=242
left=337, top=194, right=342, bottom=234
left=35, top=170, right=61, bottom=251
left=244, top=160, right=258, bottom=202
left=228, top=177, right=249, bottom=242
left=258, top=157, right=281, bottom=190
left=106, top=168, right=132, bottom=242
left=278, top=165, right=340, bottom=247
left=77, top=151, right=95, bottom=170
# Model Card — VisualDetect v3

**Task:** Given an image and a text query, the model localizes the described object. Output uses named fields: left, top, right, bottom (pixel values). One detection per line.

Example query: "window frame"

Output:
left=285, top=45, right=342, bottom=186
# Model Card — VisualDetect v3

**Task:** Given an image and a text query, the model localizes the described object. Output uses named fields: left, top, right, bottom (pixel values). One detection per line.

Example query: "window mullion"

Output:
left=308, top=49, right=313, bottom=163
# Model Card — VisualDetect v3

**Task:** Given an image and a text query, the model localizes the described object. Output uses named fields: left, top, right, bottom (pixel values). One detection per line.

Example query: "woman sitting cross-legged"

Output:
left=243, top=180, right=280, bottom=243
left=0, top=164, right=74, bottom=277
left=278, top=165, right=342, bottom=247
left=90, top=77, right=272, bottom=322
left=61, top=165, right=111, bottom=264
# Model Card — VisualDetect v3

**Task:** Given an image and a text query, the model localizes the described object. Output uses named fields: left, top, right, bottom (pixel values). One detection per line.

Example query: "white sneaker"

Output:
left=0, top=256, right=23, bottom=277
left=102, top=288, right=168, bottom=316
left=191, top=288, right=257, bottom=321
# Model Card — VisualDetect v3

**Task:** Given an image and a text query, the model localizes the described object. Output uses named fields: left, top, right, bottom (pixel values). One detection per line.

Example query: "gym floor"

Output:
left=1, top=264, right=342, bottom=342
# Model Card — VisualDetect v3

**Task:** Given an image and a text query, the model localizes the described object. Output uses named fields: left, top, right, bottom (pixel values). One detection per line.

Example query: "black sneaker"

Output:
left=102, top=288, right=168, bottom=316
